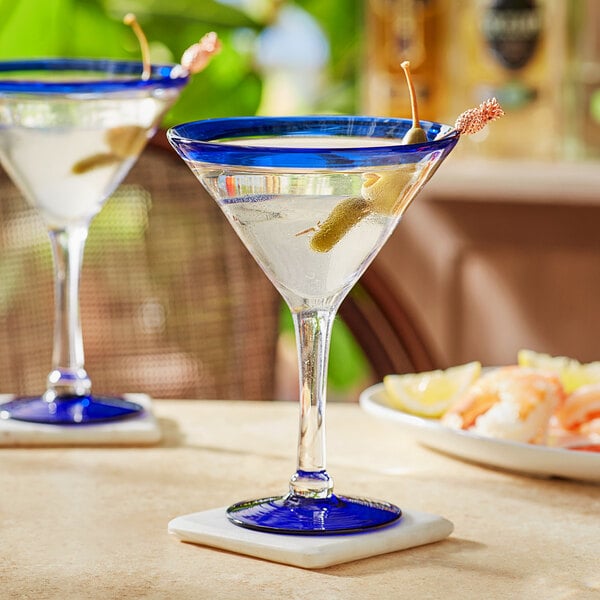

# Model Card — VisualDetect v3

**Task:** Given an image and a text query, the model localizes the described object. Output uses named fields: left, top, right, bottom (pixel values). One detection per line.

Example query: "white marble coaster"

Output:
left=0, top=394, right=161, bottom=446
left=168, top=507, right=453, bottom=569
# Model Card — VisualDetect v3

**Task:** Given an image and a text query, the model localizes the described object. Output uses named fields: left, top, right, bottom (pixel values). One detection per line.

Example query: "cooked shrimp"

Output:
left=442, top=366, right=565, bottom=444
left=555, top=383, right=600, bottom=437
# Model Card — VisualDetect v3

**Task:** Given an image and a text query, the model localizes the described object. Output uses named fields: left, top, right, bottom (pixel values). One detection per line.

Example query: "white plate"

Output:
left=359, top=383, right=600, bottom=483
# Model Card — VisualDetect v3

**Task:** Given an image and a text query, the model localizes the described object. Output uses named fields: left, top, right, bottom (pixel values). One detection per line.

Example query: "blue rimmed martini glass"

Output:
left=168, top=116, right=459, bottom=534
left=0, top=59, right=188, bottom=424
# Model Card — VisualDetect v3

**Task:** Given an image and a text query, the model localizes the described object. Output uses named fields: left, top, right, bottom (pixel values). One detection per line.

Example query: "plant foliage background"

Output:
left=0, top=0, right=362, bottom=123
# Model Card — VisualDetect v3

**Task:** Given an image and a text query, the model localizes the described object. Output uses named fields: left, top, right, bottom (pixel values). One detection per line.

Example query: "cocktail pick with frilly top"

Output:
left=438, top=98, right=505, bottom=138
left=181, top=32, right=222, bottom=74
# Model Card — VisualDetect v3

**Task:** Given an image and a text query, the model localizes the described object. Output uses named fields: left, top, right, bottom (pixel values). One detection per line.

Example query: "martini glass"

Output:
left=0, top=59, right=188, bottom=424
left=168, top=116, right=459, bottom=534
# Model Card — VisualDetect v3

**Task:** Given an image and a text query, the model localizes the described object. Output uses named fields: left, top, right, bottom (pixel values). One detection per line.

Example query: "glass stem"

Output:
left=289, top=308, right=335, bottom=499
left=45, top=225, right=91, bottom=401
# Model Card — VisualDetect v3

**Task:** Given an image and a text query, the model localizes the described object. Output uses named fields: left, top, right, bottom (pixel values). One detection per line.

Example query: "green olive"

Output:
left=71, top=152, right=120, bottom=175
left=105, top=125, right=148, bottom=158
left=310, top=197, right=371, bottom=253
left=362, top=165, right=417, bottom=215
left=402, top=126, right=428, bottom=145
left=71, top=125, right=147, bottom=174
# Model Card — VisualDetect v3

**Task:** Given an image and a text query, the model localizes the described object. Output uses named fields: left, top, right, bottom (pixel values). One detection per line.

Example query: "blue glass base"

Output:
left=0, top=394, right=143, bottom=424
left=226, top=493, right=401, bottom=535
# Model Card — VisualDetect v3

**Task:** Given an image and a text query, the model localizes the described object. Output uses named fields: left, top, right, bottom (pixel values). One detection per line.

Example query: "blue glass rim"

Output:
left=167, top=115, right=460, bottom=169
left=0, top=58, right=189, bottom=94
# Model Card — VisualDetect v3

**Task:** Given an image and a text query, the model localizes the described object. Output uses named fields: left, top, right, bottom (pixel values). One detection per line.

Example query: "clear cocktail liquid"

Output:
left=0, top=92, right=177, bottom=227
left=189, top=136, right=427, bottom=310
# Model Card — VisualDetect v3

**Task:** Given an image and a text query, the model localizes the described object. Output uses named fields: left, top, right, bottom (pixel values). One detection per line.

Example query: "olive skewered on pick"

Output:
left=307, top=62, right=504, bottom=253
left=309, top=61, right=426, bottom=253
left=71, top=15, right=221, bottom=175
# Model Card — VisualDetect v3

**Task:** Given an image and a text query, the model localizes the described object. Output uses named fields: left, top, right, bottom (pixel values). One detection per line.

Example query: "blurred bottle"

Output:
left=363, top=0, right=447, bottom=121
left=445, top=0, right=566, bottom=160
left=564, top=0, right=600, bottom=160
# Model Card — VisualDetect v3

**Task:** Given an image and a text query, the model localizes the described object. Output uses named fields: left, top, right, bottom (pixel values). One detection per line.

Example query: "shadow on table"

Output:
left=318, top=536, right=486, bottom=577
left=157, top=417, right=184, bottom=447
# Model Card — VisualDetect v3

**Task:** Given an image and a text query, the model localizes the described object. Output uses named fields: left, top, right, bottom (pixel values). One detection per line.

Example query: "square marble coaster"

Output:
left=168, top=507, right=453, bottom=569
left=0, top=394, right=161, bottom=446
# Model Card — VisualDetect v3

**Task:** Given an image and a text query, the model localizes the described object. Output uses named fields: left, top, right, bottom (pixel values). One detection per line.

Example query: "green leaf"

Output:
left=0, top=0, right=132, bottom=59
left=0, top=0, right=71, bottom=56
left=104, top=0, right=260, bottom=29
left=278, top=304, right=370, bottom=394
left=296, top=0, right=362, bottom=113
left=590, top=89, right=600, bottom=125
left=163, top=36, right=262, bottom=125
left=328, top=316, right=370, bottom=391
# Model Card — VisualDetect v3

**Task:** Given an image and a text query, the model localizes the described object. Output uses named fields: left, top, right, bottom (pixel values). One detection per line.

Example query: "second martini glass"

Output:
left=0, top=59, right=188, bottom=424
left=168, top=115, right=459, bottom=534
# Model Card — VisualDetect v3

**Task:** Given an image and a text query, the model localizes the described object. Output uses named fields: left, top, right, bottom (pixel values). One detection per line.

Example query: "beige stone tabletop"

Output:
left=1, top=399, right=598, bottom=599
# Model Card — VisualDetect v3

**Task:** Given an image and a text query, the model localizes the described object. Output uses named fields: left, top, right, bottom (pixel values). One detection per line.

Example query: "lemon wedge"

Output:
left=383, top=361, right=482, bottom=418
left=517, top=349, right=600, bottom=394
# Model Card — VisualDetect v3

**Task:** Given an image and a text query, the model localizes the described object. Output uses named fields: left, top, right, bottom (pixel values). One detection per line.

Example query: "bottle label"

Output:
left=482, top=0, right=542, bottom=71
